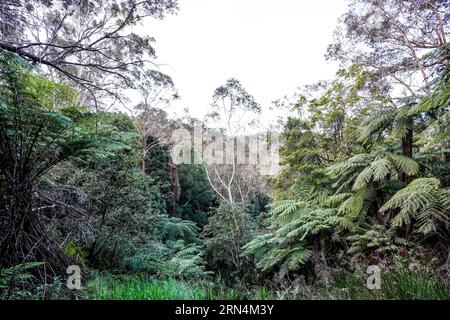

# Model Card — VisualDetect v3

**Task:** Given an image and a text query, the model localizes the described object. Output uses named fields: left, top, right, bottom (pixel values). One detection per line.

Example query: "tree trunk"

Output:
left=401, top=124, right=413, bottom=182
left=400, top=121, right=414, bottom=236
left=142, top=148, right=147, bottom=174
left=402, top=127, right=413, bottom=158
left=0, top=179, right=72, bottom=283
left=168, top=158, right=180, bottom=215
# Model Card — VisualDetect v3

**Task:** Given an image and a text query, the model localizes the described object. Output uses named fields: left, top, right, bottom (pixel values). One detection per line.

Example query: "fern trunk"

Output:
left=0, top=179, right=72, bottom=283
left=401, top=125, right=413, bottom=182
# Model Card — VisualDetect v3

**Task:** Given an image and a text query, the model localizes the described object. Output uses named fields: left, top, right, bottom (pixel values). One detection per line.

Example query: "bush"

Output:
left=203, top=203, right=258, bottom=282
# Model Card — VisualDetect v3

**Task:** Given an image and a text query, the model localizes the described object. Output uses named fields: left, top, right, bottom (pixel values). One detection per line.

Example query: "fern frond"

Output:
left=353, top=165, right=374, bottom=190
left=338, top=188, right=372, bottom=219
left=162, top=217, right=200, bottom=243
left=381, top=178, right=449, bottom=230
left=279, top=246, right=312, bottom=278
left=328, top=153, right=371, bottom=176
left=357, top=110, right=396, bottom=144
left=388, top=154, right=420, bottom=177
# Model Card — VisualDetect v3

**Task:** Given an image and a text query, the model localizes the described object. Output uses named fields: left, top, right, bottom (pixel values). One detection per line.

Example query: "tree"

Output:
left=328, top=0, right=448, bottom=98
left=206, top=78, right=261, bottom=136
left=0, top=0, right=178, bottom=106
left=0, top=52, right=119, bottom=278
left=327, top=0, right=449, bottom=162
left=202, top=78, right=268, bottom=205
left=133, top=70, right=178, bottom=173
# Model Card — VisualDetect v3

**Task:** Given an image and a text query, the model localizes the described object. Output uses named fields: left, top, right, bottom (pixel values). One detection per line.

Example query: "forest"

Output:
left=0, top=0, right=449, bottom=301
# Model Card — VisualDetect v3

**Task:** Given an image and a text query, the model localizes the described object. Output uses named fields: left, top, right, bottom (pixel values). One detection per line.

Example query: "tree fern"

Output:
left=242, top=184, right=336, bottom=277
left=331, top=151, right=420, bottom=192
left=161, top=217, right=200, bottom=243
left=357, top=110, right=396, bottom=145
left=167, top=240, right=208, bottom=277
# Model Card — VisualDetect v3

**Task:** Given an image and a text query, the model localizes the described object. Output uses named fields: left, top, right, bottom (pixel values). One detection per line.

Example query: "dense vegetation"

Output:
left=0, top=0, right=449, bottom=300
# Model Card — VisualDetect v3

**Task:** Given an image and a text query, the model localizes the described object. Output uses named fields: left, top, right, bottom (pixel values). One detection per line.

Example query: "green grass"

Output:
left=85, top=276, right=204, bottom=300
left=317, top=265, right=450, bottom=300
left=84, top=274, right=274, bottom=300
left=380, top=266, right=450, bottom=300
left=84, top=263, right=450, bottom=300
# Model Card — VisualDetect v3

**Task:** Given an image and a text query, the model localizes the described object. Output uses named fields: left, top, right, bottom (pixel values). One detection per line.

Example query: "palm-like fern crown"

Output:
left=242, top=185, right=336, bottom=277
left=161, top=217, right=200, bottom=243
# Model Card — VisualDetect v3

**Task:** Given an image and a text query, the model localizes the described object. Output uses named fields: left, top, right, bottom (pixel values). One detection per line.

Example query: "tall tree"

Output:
left=0, top=0, right=178, bottom=106
left=327, top=0, right=449, bottom=162
left=202, top=78, right=267, bottom=205
left=133, top=70, right=178, bottom=173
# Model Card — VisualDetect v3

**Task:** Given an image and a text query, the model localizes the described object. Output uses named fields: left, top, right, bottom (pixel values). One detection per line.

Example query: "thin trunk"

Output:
left=168, top=159, right=180, bottom=216
left=142, top=147, right=147, bottom=174
left=401, top=123, right=413, bottom=182
left=402, top=127, right=413, bottom=158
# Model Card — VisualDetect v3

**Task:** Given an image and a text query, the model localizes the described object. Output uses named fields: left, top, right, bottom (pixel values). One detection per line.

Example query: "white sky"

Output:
left=138, top=0, right=349, bottom=122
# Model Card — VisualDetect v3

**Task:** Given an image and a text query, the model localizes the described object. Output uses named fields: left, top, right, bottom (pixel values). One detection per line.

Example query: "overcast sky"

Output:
left=139, top=0, right=349, bottom=120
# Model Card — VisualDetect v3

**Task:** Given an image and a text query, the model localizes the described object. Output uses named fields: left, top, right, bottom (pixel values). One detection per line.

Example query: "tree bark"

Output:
left=401, top=124, right=413, bottom=182
left=168, top=160, right=180, bottom=216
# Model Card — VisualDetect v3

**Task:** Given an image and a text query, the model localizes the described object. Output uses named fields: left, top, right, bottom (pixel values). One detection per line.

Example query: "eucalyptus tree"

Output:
left=0, top=0, right=178, bottom=107
left=202, top=78, right=267, bottom=205
left=328, top=0, right=448, bottom=95
left=133, top=70, right=179, bottom=174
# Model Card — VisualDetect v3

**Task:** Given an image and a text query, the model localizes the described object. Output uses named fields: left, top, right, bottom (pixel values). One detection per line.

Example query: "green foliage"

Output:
left=328, top=151, right=419, bottom=192
left=0, top=51, right=124, bottom=170
left=85, top=276, right=206, bottom=300
left=176, top=164, right=217, bottom=226
left=249, top=59, right=450, bottom=288
left=380, top=264, right=450, bottom=300
left=2, top=2, right=450, bottom=300
left=122, top=240, right=208, bottom=279
left=347, top=224, right=410, bottom=254
left=0, top=262, right=45, bottom=299
left=326, top=150, right=425, bottom=229
left=0, top=52, right=129, bottom=282
left=162, top=217, right=200, bottom=243
left=75, top=160, right=166, bottom=268
left=272, top=118, right=330, bottom=197
left=242, top=185, right=335, bottom=278
left=64, top=241, right=88, bottom=266
left=380, top=178, right=450, bottom=232
left=335, top=260, right=450, bottom=300
left=203, top=203, right=257, bottom=281
left=85, top=274, right=270, bottom=300
left=275, top=261, right=450, bottom=300
left=144, top=135, right=174, bottom=211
